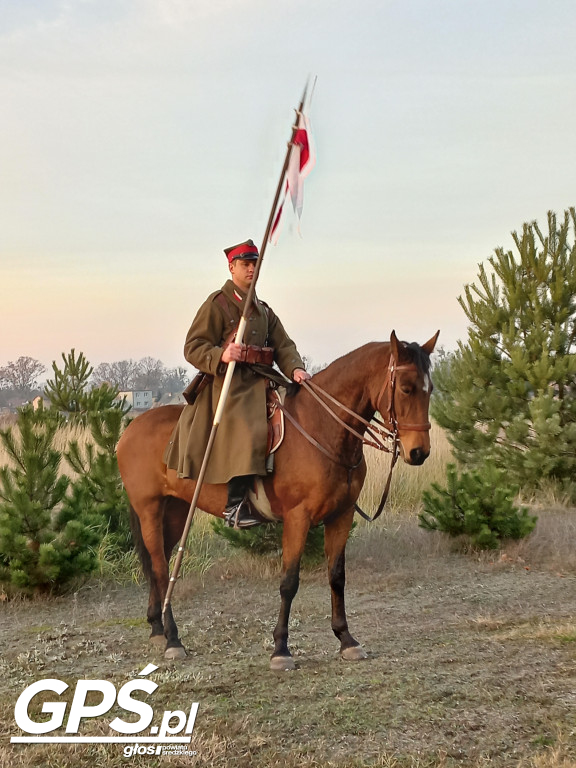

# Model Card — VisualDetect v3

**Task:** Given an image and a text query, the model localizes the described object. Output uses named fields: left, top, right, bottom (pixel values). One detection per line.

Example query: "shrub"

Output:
left=0, top=405, right=104, bottom=594
left=211, top=519, right=327, bottom=567
left=418, top=463, right=537, bottom=549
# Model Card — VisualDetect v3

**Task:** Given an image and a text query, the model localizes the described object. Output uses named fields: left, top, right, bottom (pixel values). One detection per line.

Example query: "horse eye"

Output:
left=400, top=385, right=413, bottom=395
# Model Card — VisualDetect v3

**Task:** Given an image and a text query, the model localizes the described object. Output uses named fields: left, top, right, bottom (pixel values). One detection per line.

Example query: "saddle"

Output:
left=248, top=393, right=284, bottom=524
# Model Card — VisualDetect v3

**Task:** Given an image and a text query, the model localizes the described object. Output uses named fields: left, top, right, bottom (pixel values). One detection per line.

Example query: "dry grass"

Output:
left=3, top=417, right=576, bottom=581
left=0, top=418, right=93, bottom=480
left=0, top=417, right=452, bottom=501
left=494, top=506, right=576, bottom=573
left=2, top=542, right=576, bottom=768
left=0, top=413, right=16, bottom=431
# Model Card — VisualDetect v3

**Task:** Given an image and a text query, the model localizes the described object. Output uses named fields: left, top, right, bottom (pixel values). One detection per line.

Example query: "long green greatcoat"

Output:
left=164, top=279, right=305, bottom=484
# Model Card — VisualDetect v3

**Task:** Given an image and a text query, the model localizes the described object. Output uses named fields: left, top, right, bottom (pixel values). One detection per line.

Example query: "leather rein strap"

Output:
left=276, top=403, right=364, bottom=471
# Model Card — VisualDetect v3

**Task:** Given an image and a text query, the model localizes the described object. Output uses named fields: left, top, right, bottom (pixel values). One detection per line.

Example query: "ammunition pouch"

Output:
left=239, top=345, right=274, bottom=366
left=182, top=372, right=213, bottom=405
left=182, top=342, right=274, bottom=405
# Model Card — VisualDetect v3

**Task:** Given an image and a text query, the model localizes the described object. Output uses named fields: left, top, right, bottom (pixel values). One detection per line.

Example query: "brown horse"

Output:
left=116, top=330, right=439, bottom=670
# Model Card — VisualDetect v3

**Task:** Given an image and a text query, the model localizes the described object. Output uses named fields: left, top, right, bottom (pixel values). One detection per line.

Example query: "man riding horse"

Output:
left=164, top=239, right=311, bottom=528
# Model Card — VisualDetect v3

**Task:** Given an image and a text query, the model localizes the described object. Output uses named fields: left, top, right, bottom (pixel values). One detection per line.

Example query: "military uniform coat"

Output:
left=164, top=279, right=305, bottom=484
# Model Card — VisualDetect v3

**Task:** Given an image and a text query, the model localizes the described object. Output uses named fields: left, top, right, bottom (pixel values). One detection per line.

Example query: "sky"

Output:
left=1, top=0, right=575, bottom=378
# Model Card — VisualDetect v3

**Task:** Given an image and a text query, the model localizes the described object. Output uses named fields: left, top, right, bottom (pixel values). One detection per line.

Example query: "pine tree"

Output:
left=432, top=209, right=576, bottom=494
left=65, top=408, right=131, bottom=552
left=44, top=349, right=93, bottom=415
left=0, top=405, right=103, bottom=593
left=419, top=463, right=537, bottom=550
left=44, top=349, right=129, bottom=422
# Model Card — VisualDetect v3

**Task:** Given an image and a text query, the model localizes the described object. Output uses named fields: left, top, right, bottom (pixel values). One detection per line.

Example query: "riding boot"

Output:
left=224, top=475, right=261, bottom=529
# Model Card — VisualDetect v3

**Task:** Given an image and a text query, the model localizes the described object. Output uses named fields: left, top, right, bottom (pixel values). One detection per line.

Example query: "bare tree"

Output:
left=0, top=357, right=45, bottom=391
left=91, top=362, right=115, bottom=388
left=133, top=357, right=165, bottom=391
left=162, top=366, right=191, bottom=393
left=91, top=358, right=191, bottom=395
left=301, top=355, right=325, bottom=375
left=92, top=360, right=140, bottom=391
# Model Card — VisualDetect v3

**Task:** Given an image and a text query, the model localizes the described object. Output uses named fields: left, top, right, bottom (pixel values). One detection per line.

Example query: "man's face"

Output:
left=229, top=258, right=256, bottom=292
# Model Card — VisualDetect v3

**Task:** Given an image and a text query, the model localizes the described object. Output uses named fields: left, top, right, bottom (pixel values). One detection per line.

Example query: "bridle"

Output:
left=377, top=356, right=432, bottom=435
left=274, top=353, right=432, bottom=521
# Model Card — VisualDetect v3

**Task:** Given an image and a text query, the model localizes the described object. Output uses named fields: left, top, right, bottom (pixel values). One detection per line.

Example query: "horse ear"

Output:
left=390, top=330, right=404, bottom=361
left=421, top=330, right=440, bottom=356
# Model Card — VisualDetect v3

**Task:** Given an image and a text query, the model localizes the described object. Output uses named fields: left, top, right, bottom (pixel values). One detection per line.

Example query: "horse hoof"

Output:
left=270, top=655, right=296, bottom=671
left=341, top=645, right=368, bottom=661
left=149, top=634, right=166, bottom=648
left=164, top=646, right=187, bottom=661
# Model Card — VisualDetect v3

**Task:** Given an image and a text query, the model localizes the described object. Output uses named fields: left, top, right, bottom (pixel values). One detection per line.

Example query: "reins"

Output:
left=302, top=380, right=392, bottom=450
left=254, top=353, right=431, bottom=521
left=275, top=403, right=365, bottom=472
left=272, top=356, right=431, bottom=522
left=302, top=362, right=400, bottom=522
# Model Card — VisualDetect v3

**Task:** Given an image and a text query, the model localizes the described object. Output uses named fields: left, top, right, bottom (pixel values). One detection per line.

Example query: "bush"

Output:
left=211, top=519, right=327, bottom=567
left=418, top=463, right=537, bottom=550
left=0, top=405, right=104, bottom=594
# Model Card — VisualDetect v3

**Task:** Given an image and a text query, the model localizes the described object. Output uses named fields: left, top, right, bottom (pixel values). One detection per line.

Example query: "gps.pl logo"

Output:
left=10, top=663, right=198, bottom=754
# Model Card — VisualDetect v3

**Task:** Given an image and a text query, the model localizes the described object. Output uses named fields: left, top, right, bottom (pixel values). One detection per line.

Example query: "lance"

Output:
left=163, top=84, right=310, bottom=616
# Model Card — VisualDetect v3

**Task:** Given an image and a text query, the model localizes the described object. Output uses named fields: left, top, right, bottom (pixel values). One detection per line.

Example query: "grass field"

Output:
left=1, top=506, right=576, bottom=768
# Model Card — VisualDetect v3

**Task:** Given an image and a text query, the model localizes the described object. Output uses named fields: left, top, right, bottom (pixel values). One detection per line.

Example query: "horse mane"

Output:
left=283, top=338, right=432, bottom=400
left=310, top=339, right=432, bottom=381
left=402, top=341, right=432, bottom=375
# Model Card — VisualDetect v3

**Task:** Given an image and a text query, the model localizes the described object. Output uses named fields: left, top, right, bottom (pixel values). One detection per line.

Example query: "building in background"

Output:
left=117, top=390, right=153, bottom=411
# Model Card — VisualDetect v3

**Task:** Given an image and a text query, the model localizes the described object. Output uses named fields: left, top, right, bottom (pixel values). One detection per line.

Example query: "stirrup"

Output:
left=224, top=499, right=261, bottom=529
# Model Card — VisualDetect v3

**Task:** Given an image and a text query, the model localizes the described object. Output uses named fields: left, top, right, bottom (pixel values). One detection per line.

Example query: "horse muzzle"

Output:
left=397, top=437, right=430, bottom=466
left=406, top=446, right=429, bottom=466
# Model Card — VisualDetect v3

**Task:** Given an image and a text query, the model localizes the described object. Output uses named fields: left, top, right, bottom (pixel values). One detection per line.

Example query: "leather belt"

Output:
left=239, top=345, right=274, bottom=366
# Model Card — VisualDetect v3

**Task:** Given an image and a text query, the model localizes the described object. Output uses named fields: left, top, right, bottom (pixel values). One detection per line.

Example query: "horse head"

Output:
left=379, top=329, right=440, bottom=466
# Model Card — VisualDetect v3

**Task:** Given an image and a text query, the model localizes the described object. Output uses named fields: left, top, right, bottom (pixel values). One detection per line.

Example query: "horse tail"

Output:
left=129, top=505, right=154, bottom=585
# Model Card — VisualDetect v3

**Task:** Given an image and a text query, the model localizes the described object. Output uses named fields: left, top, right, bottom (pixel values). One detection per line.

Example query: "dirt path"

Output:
left=1, top=529, right=576, bottom=767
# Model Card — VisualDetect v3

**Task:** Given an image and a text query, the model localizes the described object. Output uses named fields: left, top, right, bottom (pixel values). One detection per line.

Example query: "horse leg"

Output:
left=147, top=581, right=165, bottom=646
left=146, top=513, right=181, bottom=645
left=271, top=512, right=311, bottom=671
left=324, top=507, right=368, bottom=661
left=130, top=505, right=165, bottom=644
left=137, top=500, right=186, bottom=661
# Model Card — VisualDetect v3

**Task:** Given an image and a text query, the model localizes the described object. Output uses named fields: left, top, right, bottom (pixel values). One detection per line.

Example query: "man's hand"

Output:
left=292, top=368, right=311, bottom=384
left=221, top=342, right=246, bottom=364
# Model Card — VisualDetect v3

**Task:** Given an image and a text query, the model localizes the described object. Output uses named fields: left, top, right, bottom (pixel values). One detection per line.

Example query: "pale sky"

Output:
left=1, top=0, right=575, bottom=376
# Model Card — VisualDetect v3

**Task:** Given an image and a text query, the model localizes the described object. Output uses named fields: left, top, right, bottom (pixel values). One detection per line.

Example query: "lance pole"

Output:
left=163, top=85, right=309, bottom=616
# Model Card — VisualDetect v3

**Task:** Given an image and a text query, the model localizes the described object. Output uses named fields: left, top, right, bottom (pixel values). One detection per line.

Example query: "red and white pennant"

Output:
left=269, top=109, right=315, bottom=244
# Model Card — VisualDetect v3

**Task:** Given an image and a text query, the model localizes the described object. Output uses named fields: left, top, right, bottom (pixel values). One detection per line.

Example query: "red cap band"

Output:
left=225, top=242, right=259, bottom=263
